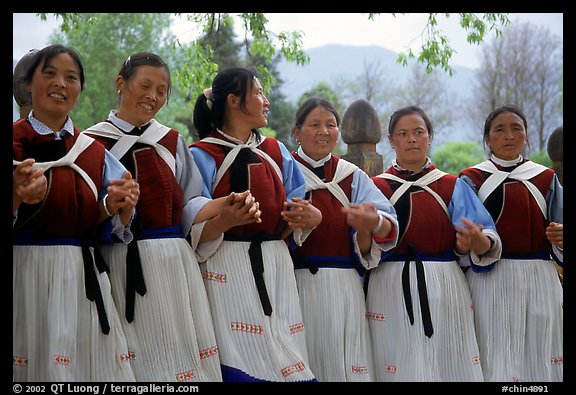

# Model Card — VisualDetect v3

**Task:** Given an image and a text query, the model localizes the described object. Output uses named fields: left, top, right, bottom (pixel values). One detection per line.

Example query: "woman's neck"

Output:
left=221, top=122, right=251, bottom=143
left=396, top=158, right=427, bottom=173
left=31, top=110, right=67, bottom=133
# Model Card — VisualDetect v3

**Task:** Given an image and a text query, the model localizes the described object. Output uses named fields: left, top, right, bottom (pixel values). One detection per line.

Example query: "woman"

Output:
left=82, top=53, right=261, bottom=382
left=366, top=105, right=501, bottom=382
left=290, top=97, right=398, bottom=381
left=459, top=104, right=563, bottom=382
left=13, top=44, right=136, bottom=382
left=190, top=67, right=322, bottom=382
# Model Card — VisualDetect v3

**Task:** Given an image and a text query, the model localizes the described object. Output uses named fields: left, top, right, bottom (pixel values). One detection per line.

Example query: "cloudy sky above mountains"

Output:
left=14, top=13, right=563, bottom=69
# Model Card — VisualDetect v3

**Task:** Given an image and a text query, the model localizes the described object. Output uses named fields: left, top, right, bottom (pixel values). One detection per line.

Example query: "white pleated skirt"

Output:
left=295, top=268, right=373, bottom=382
left=13, top=244, right=135, bottom=382
left=366, top=260, right=484, bottom=382
left=200, top=239, right=316, bottom=382
left=101, top=237, right=222, bottom=382
left=466, top=258, right=563, bottom=382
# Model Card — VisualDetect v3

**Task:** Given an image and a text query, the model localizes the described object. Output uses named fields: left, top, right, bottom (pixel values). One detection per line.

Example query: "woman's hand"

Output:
left=13, top=158, right=47, bottom=213
left=342, top=203, right=380, bottom=233
left=104, top=171, right=140, bottom=225
left=455, top=217, right=491, bottom=256
left=281, top=197, right=322, bottom=231
left=546, top=222, right=563, bottom=250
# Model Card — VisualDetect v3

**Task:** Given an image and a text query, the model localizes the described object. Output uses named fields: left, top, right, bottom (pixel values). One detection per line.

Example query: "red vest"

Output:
left=86, top=122, right=183, bottom=229
left=291, top=154, right=354, bottom=258
left=372, top=165, right=456, bottom=255
left=193, top=133, right=286, bottom=237
left=13, top=119, right=104, bottom=237
left=460, top=160, right=554, bottom=254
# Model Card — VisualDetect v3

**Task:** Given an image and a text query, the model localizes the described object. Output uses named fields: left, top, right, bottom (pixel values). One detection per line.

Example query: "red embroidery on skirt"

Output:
left=365, top=311, right=386, bottom=321
left=120, top=351, right=136, bottom=362
left=54, top=354, right=70, bottom=365
left=175, top=369, right=195, bottom=382
left=199, top=345, right=219, bottom=359
left=204, top=271, right=227, bottom=283
left=551, top=356, right=563, bottom=365
left=13, top=355, right=27, bottom=366
left=281, top=361, right=305, bottom=377
left=385, top=364, right=397, bottom=374
left=289, top=322, right=304, bottom=334
left=352, top=365, right=368, bottom=374
left=230, top=321, right=264, bottom=334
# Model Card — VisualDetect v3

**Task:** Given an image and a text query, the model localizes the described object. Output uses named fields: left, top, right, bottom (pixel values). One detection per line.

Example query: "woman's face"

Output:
left=116, top=65, right=169, bottom=127
left=389, top=113, right=430, bottom=169
left=486, top=111, right=527, bottom=161
left=235, top=77, right=270, bottom=130
left=29, top=52, right=82, bottom=124
left=293, top=106, right=339, bottom=161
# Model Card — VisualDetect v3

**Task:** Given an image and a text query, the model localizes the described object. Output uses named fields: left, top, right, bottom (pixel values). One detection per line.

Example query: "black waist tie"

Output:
left=125, top=238, right=146, bottom=323
left=225, top=233, right=279, bottom=317
left=81, top=242, right=111, bottom=335
left=401, top=245, right=434, bottom=338
left=248, top=239, right=273, bottom=316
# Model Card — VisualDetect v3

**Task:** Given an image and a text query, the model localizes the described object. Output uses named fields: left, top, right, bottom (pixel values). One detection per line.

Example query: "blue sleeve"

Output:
left=351, top=168, right=397, bottom=218
left=98, top=150, right=130, bottom=244
left=547, top=174, right=563, bottom=265
left=101, top=149, right=128, bottom=199
left=451, top=178, right=498, bottom=272
left=279, top=141, right=306, bottom=201
left=450, top=178, right=497, bottom=232
left=190, top=146, right=218, bottom=199
left=547, top=174, right=563, bottom=224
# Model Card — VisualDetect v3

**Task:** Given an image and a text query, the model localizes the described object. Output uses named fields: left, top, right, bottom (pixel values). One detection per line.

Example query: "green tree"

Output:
left=177, top=14, right=244, bottom=141
left=265, top=56, right=297, bottom=149
left=198, top=14, right=243, bottom=70
left=385, top=13, right=510, bottom=76
left=431, top=141, right=485, bottom=175
left=297, top=82, right=343, bottom=114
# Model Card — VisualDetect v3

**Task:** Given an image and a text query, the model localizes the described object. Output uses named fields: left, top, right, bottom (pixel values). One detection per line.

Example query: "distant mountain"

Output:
left=276, top=43, right=476, bottom=105
left=276, top=44, right=478, bottom=144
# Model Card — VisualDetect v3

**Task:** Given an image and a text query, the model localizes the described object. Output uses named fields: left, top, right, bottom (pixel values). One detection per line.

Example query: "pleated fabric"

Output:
left=295, top=268, right=373, bottom=381
left=466, top=258, right=563, bottom=382
left=102, top=238, right=222, bottom=382
left=13, top=245, right=135, bottom=382
left=366, top=260, right=484, bottom=382
left=201, top=239, right=316, bottom=382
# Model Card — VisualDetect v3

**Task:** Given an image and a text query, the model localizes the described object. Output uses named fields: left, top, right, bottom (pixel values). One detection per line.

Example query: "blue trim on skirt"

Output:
left=221, top=365, right=317, bottom=382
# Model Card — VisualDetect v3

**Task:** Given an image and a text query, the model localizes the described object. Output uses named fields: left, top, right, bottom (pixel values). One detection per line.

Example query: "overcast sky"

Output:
left=13, top=12, right=563, bottom=70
